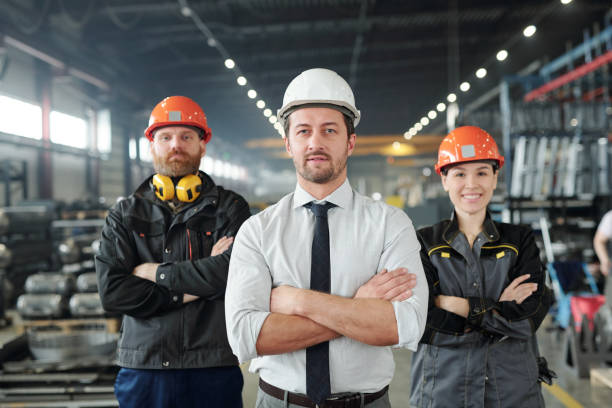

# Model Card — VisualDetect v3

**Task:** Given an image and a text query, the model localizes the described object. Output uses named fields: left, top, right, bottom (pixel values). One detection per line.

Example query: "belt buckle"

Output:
left=324, top=393, right=361, bottom=408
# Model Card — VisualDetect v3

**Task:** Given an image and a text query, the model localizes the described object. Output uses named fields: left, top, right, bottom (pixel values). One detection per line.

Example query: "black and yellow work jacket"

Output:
left=95, top=171, right=251, bottom=369
left=410, top=211, right=554, bottom=408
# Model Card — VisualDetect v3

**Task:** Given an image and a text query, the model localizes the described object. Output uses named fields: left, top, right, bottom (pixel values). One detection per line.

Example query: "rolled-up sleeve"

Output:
left=225, top=217, right=272, bottom=363
left=379, top=209, right=428, bottom=350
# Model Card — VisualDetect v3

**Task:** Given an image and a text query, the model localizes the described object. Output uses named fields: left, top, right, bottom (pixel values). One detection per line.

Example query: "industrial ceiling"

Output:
left=0, top=0, right=610, bottom=161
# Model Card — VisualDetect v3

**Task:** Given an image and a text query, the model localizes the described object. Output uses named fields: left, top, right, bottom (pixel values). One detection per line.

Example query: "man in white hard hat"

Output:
left=225, top=68, right=428, bottom=407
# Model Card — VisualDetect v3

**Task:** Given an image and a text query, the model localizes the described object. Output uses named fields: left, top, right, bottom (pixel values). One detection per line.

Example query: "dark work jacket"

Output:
left=95, top=171, right=251, bottom=369
left=410, top=212, right=553, bottom=408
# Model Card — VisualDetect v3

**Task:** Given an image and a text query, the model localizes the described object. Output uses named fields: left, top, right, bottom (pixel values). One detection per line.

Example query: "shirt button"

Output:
left=164, top=248, right=171, bottom=254
left=172, top=295, right=178, bottom=302
left=159, top=273, right=166, bottom=280
left=162, top=361, right=169, bottom=367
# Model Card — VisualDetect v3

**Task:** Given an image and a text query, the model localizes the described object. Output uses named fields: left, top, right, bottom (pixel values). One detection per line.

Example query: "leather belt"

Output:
left=259, top=378, right=388, bottom=408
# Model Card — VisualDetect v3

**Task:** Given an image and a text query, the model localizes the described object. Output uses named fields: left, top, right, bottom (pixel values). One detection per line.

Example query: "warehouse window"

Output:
left=97, top=109, right=112, bottom=154
left=213, top=158, right=225, bottom=178
left=201, top=156, right=214, bottom=174
left=50, top=111, right=87, bottom=149
left=0, top=95, right=42, bottom=139
left=139, top=137, right=152, bottom=162
left=129, top=137, right=152, bottom=162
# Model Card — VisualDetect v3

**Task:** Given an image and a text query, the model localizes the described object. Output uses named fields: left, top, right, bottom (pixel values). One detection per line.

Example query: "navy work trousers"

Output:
left=114, top=365, right=243, bottom=408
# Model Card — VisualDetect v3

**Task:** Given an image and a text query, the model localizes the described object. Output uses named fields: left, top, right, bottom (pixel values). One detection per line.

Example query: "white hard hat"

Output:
left=277, top=68, right=361, bottom=134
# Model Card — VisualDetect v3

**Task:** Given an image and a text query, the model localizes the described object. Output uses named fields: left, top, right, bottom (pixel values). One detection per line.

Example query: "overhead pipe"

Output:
left=524, top=50, right=612, bottom=102
left=538, top=25, right=612, bottom=78
left=3, top=35, right=110, bottom=91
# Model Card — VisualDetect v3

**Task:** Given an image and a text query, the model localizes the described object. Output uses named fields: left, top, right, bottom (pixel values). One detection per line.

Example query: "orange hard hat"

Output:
left=435, top=126, right=504, bottom=174
left=144, top=96, right=212, bottom=143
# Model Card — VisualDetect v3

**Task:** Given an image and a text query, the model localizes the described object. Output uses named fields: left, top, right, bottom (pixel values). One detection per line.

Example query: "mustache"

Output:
left=168, top=151, right=187, bottom=159
left=304, top=152, right=331, bottom=161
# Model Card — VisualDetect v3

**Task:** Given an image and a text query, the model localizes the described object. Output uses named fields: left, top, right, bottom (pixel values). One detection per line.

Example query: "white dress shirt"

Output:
left=225, top=178, right=428, bottom=393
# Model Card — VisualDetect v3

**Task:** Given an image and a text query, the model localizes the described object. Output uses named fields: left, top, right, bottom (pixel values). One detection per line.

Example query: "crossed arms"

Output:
left=256, top=269, right=417, bottom=355
left=224, top=213, right=429, bottom=363
left=96, top=196, right=250, bottom=319
left=421, top=228, right=553, bottom=344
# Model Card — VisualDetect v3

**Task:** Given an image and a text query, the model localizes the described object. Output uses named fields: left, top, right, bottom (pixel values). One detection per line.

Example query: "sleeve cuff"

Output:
left=467, top=297, right=498, bottom=327
left=167, top=290, right=184, bottom=308
left=392, top=300, right=425, bottom=351
left=156, top=263, right=173, bottom=290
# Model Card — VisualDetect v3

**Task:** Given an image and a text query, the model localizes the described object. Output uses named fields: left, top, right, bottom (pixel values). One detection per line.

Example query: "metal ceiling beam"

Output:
left=103, top=3, right=552, bottom=29
left=124, top=32, right=506, bottom=63
left=348, top=0, right=370, bottom=88
left=2, top=35, right=110, bottom=91
left=159, top=58, right=450, bottom=88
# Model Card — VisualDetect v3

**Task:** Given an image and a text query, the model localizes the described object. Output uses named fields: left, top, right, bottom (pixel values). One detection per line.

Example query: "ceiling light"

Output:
left=269, top=116, right=277, bottom=124
left=247, top=89, right=257, bottom=99
left=207, top=38, right=216, bottom=47
left=475, top=68, right=487, bottom=79
left=236, top=76, right=247, bottom=86
left=428, top=110, right=437, bottom=119
left=420, top=117, right=429, bottom=126
left=409, top=128, right=417, bottom=136
left=392, top=141, right=401, bottom=150
left=460, top=82, right=470, bottom=92
left=570, top=118, right=578, bottom=127
left=404, top=131, right=411, bottom=140
left=447, top=93, right=457, bottom=103
left=422, top=167, right=432, bottom=177
left=256, top=100, right=265, bottom=109
left=496, top=50, right=508, bottom=61
left=180, top=6, right=192, bottom=17
left=274, top=122, right=282, bottom=130
left=437, top=103, right=446, bottom=112
left=523, top=25, right=536, bottom=38
left=415, top=123, right=423, bottom=131
left=224, top=59, right=235, bottom=69
left=561, top=0, right=572, bottom=4
left=263, top=108, right=272, bottom=117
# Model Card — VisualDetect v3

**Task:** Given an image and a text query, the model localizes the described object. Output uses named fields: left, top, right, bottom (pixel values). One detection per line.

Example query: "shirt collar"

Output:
left=292, top=178, right=353, bottom=210
left=442, top=209, right=499, bottom=244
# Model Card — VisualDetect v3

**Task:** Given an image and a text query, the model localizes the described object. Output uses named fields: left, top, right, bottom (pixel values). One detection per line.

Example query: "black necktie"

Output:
left=304, top=201, right=335, bottom=405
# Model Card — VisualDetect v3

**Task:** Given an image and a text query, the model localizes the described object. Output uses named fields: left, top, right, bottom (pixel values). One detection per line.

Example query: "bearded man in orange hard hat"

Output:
left=96, top=96, right=250, bottom=407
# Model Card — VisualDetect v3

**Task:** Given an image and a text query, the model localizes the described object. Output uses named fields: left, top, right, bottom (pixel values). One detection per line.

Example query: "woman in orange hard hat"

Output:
left=409, top=126, right=554, bottom=407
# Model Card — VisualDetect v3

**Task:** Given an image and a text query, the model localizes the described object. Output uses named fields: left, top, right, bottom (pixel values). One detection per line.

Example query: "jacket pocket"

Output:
left=186, top=218, right=217, bottom=257
left=125, top=215, right=165, bottom=262
left=118, top=315, right=161, bottom=351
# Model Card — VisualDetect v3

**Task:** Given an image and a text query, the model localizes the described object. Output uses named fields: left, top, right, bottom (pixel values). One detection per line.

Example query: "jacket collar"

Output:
left=442, top=209, right=500, bottom=244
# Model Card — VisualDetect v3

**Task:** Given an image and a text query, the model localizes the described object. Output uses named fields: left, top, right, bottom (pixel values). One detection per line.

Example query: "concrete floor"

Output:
left=240, top=323, right=612, bottom=407
left=2, top=312, right=612, bottom=407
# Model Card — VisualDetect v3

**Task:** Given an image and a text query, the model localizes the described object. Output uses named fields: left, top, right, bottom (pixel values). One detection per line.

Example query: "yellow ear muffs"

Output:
left=175, top=174, right=202, bottom=203
left=152, top=174, right=175, bottom=201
